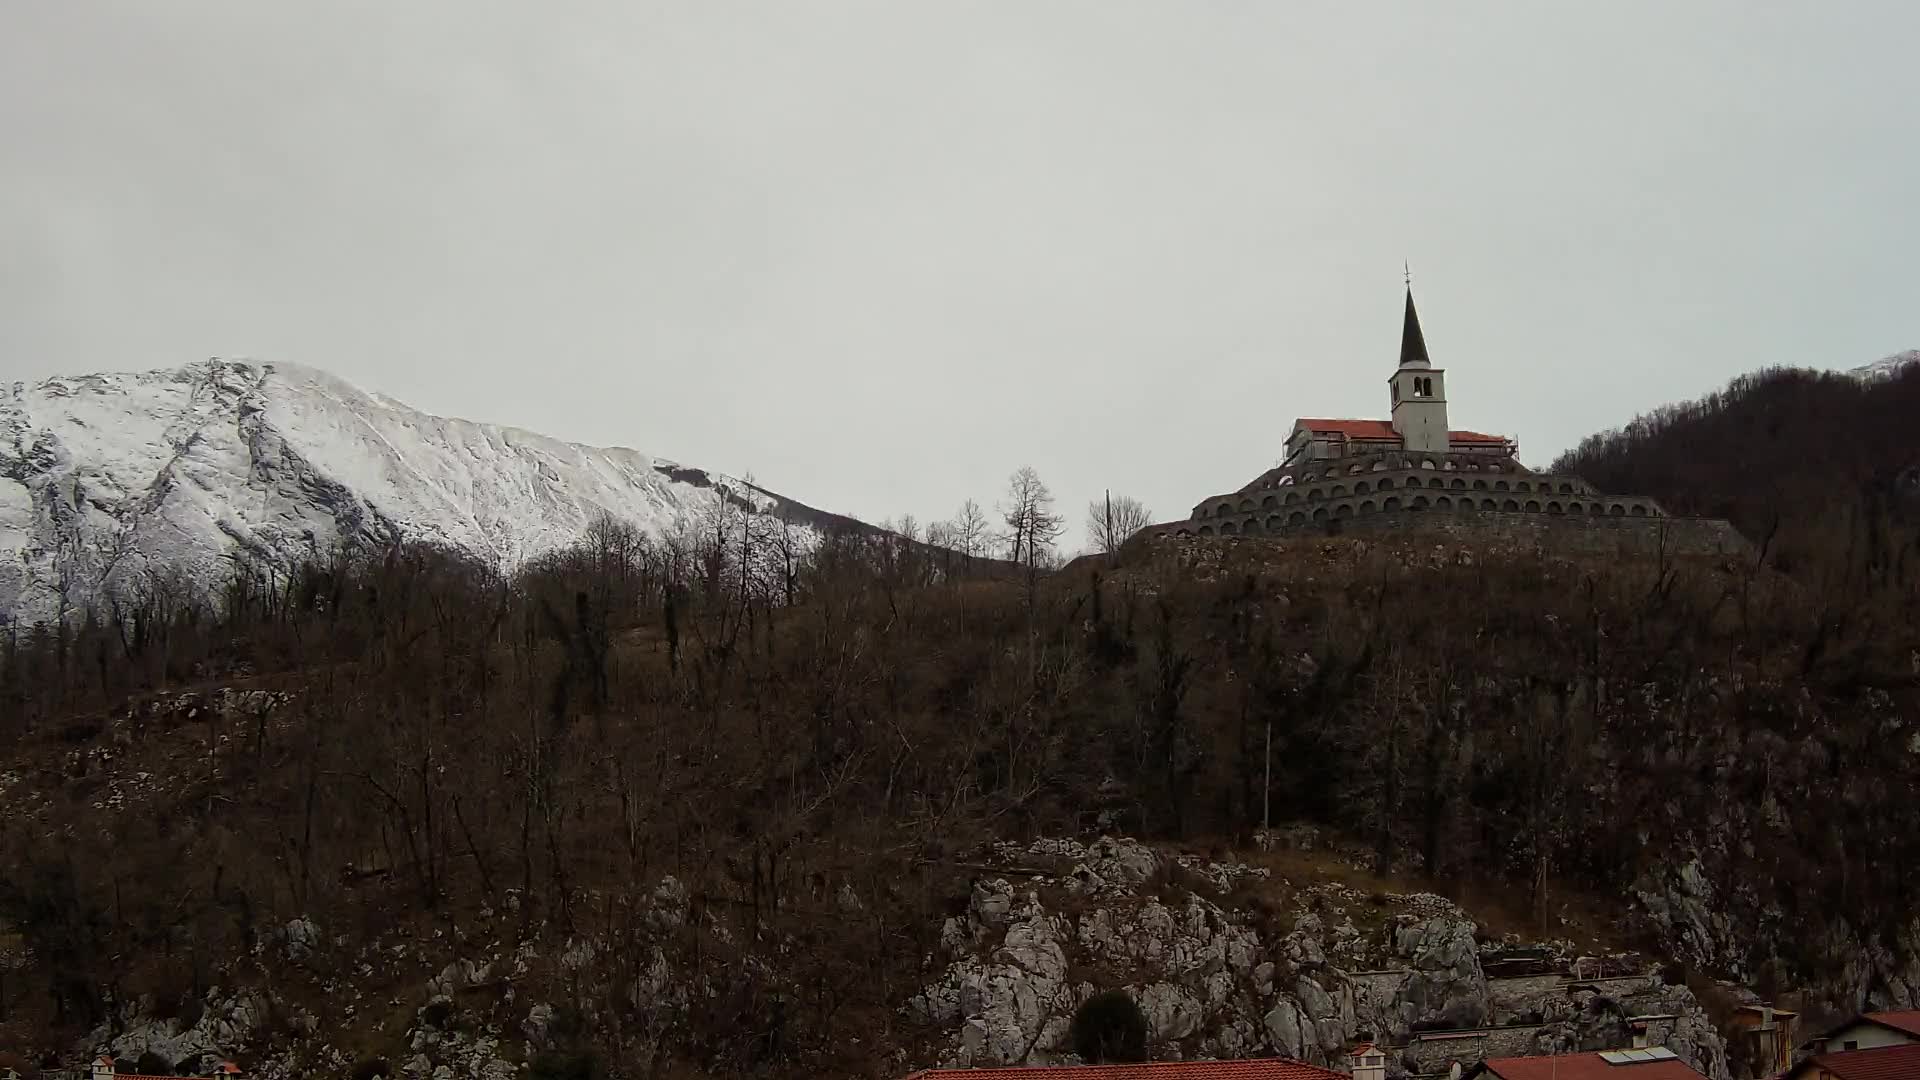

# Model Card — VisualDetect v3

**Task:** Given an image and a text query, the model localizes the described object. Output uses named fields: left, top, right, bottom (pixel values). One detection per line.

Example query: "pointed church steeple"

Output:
left=1398, top=286, right=1431, bottom=369
left=1389, top=281, right=1448, bottom=453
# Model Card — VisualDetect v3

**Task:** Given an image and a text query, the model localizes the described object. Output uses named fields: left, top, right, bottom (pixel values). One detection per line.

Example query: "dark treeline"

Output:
left=0, top=446, right=1918, bottom=1073
left=1553, top=362, right=1920, bottom=574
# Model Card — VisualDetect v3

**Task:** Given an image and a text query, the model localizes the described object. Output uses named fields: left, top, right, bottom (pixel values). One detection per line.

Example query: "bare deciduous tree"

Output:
left=949, top=499, right=991, bottom=574
left=1001, top=467, right=1064, bottom=601
left=1085, top=492, right=1153, bottom=555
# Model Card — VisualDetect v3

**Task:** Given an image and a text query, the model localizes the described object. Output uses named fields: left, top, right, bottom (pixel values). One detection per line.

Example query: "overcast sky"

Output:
left=4, top=2, right=1916, bottom=542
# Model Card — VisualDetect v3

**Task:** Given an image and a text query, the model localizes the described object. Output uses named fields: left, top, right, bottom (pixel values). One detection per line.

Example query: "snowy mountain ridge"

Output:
left=1851, top=349, right=1920, bottom=380
left=1, top=359, right=855, bottom=625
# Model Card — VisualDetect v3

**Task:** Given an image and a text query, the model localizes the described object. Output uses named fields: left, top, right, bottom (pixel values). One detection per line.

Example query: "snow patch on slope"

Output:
left=1851, top=350, right=1920, bottom=381
left=0, top=359, right=825, bottom=625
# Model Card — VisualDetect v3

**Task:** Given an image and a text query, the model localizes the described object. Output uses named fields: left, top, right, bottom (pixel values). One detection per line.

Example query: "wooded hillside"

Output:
left=1, top=371, right=1917, bottom=1075
left=1552, top=362, right=1920, bottom=572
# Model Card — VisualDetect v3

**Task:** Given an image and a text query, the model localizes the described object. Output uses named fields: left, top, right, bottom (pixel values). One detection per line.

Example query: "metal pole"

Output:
left=1262, top=719, right=1272, bottom=836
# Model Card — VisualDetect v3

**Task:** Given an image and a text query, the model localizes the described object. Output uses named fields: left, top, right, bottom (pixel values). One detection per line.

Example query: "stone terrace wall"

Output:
left=1315, top=510, right=1749, bottom=557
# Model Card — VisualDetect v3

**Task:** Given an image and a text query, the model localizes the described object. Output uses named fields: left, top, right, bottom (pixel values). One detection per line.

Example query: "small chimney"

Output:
left=1350, top=1042, right=1387, bottom=1080
left=91, top=1056, right=115, bottom=1080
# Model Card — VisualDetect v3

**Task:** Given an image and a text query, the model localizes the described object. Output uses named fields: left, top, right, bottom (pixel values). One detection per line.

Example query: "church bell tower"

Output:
left=1389, top=286, right=1449, bottom=454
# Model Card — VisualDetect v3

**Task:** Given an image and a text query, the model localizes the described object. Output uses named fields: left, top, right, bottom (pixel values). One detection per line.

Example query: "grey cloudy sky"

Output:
left=4, top=2, right=1916, bottom=543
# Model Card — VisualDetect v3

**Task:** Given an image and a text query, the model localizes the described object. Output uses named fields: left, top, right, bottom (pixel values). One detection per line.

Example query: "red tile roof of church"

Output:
left=1293, top=418, right=1509, bottom=445
left=900, top=1059, right=1348, bottom=1080
left=1296, top=418, right=1400, bottom=439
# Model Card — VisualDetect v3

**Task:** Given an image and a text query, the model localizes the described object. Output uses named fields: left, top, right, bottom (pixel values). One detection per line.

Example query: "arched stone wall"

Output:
left=1187, top=454, right=1654, bottom=528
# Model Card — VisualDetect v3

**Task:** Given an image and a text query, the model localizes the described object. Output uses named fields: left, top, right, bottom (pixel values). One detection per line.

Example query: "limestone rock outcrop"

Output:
left=909, top=837, right=1733, bottom=1079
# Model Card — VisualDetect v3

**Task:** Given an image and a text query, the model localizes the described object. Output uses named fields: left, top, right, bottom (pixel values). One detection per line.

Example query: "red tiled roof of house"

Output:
left=1862, top=1009, right=1920, bottom=1037
left=1293, top=419, right=1510, bottom=446
left=1796, top=1042, right=1920, bottom=1079
left=901, top=1059, right=1348, bottom=1080
left=88, top=1057, right=241, bottom=1080
left=1476, top=1051, right=1706, bottom=1080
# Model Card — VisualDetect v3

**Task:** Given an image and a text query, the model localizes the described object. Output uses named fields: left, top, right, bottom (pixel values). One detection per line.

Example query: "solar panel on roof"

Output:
left=1598, top=1048, right=1679, bottom=1066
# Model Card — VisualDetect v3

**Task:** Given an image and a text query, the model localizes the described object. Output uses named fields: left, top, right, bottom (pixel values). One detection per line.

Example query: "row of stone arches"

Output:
left=1293, top=456, right=1519, bottom=485
left=1208, top=474, right=1590, bottom=518
left=1189, top=495, right=1660, bottom=536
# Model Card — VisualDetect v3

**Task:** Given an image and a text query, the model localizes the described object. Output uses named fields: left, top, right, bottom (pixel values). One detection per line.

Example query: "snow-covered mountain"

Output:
left=1851, top=349, right=1920, bottom=380
left=1, top=360, right=859, bottom=625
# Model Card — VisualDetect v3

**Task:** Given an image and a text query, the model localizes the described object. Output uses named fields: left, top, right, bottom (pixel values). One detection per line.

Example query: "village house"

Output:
left=87, top=1058, right=241, bottom=1080
left=1780, top=1041, right=1920, bottom=1080
left=1461, top=1047, right=1708, bottom=1080
left=1724, top=1003, right=1797, bottom=1078
left=1805, top=1009, right=1920, bottom=1055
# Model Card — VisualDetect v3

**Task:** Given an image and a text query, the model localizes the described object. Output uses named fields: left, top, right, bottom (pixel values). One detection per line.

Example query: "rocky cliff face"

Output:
left=907, top=838, right=1730, bottom=1079
left=1637, top=852, right=1920, bottom=1016
left=58, top=835, right=1738, bottom=1080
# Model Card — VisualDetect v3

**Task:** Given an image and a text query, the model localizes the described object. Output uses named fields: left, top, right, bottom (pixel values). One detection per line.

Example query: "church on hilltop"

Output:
left=1158, top=287, right=1687, bottom=542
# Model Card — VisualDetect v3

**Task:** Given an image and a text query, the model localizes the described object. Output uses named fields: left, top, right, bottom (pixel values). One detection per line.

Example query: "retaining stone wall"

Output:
left=1315, top=510, right=1749, bottom=557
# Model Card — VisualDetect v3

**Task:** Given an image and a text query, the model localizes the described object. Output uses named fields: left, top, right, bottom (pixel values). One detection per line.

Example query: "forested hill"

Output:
left=2, top=359, right=1919, bottom=1077
left=1551, top=356, right=1920, bottom=566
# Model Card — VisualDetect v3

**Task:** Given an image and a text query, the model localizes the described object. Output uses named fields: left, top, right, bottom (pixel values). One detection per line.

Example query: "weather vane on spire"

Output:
left=1404, top=261, right=1411, bottom=288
